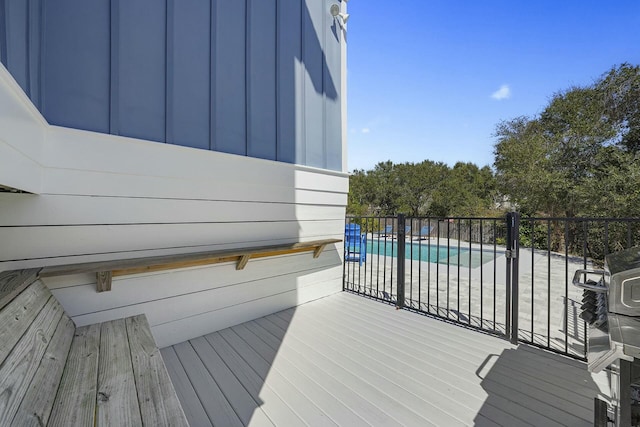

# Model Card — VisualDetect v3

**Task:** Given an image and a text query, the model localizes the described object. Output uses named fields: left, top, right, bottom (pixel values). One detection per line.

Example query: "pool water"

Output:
left=366, top=240, right=496, bottom=268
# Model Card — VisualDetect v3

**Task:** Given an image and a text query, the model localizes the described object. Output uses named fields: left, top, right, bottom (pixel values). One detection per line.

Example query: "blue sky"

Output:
left=346, top=1, right=640, bottom=172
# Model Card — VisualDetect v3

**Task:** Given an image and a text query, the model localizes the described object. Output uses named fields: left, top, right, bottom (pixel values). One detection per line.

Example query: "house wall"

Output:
left=0, top=59, right=348, bottom=347
left=0, top=0, right=344, bottom=171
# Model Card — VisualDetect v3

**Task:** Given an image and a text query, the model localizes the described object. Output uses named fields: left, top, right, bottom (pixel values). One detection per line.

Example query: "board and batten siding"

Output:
left=0, top=54, right=348, bottom=347
left=0, top=0, right=345, bottom=171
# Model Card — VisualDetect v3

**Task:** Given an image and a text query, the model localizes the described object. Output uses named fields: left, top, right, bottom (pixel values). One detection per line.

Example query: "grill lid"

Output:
left=606, top=246, right=640, bottom=276
left=606, top=247, right=640, bottom=315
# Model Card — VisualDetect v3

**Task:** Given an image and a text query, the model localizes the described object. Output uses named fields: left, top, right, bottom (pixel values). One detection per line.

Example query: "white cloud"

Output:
left=491, top=84, right=511, bottom=100
left=361, top=128, right=370, bottom=134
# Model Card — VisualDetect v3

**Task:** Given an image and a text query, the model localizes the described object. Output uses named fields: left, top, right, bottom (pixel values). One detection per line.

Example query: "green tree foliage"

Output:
left=494, top=63, right=640, bottom=218
left=347, top=160, right=499, bottom=217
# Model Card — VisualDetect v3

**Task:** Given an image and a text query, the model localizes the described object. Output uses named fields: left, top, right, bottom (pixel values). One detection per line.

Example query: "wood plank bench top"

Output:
left=0, top=270, right=188, bottom=426
left=40, top=238, right=341, bottom=292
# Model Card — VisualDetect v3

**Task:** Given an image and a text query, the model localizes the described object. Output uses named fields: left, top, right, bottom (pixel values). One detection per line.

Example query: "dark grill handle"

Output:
left=572, top=269, right=607, bottom=293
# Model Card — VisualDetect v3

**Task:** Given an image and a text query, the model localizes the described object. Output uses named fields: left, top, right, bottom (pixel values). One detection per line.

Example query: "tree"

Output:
left=432, top=162, right=497, bottom=217
left=493, top=63, right=640, bottom=218
left=396, top=160, right=448, bottom=216
left=347, top=160, right=498, bottom=218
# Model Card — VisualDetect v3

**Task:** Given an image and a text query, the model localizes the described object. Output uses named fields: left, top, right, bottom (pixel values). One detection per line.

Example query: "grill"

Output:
left=574, top=246, right=640, bottom=426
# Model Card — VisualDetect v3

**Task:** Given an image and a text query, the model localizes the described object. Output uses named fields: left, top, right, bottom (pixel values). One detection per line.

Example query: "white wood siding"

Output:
left=0, top=62, right=348, bottom=347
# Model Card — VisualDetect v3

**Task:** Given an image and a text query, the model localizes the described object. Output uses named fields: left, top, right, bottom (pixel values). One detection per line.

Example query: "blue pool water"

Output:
left=366, top=240, right=496, bottom=268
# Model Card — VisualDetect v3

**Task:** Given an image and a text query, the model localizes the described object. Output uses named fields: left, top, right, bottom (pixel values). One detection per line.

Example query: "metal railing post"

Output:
left=511, top=212, right=520, bottom=345
left=397, top=214, right=406, bottom=308
left=505, top=212, right=520, bottom=345
left=505, top=213, right=512, bottom=341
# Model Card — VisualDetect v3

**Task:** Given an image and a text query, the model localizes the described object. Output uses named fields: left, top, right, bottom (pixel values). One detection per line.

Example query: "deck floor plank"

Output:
left=125, top=315, right=189, bottom=427
left=231, top=322, right=371, bottom=427
left=0, top=298, right=64, bottom=426
left=190, top=336, right=276, bottom=426
left=172, top=341, right=245, bottom=427
left=49, top=323, right=101, bottom=427
left=217, top=327, right=342, bottom=426
left=270, top=307, right=532, bottom=427
left=203, top=332, right=311, bottom=426
left=242, top=320, right=402, bottom=426
left=0, top=280, right=50, bottom=366
left=160, top=346, right=214, bottom=427
left=97, top=318, right=142, bottom=426
left=328, top=294, right=598, bottom=396
left=0, top=268, right=40, bottom=311
left=258, top=314, right=443, bottom=427
left=162, top=292, right=605, bottom=427
left=295, top=297, right=592, bottom=424
left=12, top=315, right=75, bottom=427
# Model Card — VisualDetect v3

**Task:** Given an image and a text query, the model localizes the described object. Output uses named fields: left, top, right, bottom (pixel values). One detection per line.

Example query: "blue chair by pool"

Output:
left=345, top=224, right=367, bottom=266
left=416, top=225, right=434, bottom=240
left=404, top=225, right=411, bottom=238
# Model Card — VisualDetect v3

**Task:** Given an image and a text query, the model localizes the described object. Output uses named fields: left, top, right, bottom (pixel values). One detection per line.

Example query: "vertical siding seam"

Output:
left=165, top=0, right=173, bottom=145
left=163, top=0, right=168, bottom=144
left=322, top=0, right=327, bottom=170
left=25, top=0, right=31, bottom=96
left=275, top=0, right=280, bottom=162
left=37, top=0, right=44, bottom=110
left=28, top=0, right=42, bottom=108
left=245, top=0, right=251, bottom=157
left=209, top=1, right=216, bottom=151
left=300, top=0, right=306, bottom=166
left=109, top=0, right=120, bottom=135
left=244, top=0, right=250, bottom=157
left=0, top=0, right=6, bottom=65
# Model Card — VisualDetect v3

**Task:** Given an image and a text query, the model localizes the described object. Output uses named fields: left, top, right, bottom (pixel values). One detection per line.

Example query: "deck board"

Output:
left=203, top=332, right=306, bottom=426
left=159, top=346, right=213, bottom=427
left=309, top=295, right=592, bottom=424
left=242, top=320, right=402, bottom=426
left=125, top=315, right=188, bottom=427
left=13, top=315, right=75, bottom=427
left=172, top=341, right=245, bottom=427
left=162, top=292, right=606, bottom=426
left=97, top=319, right=142, bottom=426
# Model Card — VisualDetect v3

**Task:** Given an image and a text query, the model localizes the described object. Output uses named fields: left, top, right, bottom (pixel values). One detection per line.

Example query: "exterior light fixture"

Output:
left=330, top=4, right=349, bottom=28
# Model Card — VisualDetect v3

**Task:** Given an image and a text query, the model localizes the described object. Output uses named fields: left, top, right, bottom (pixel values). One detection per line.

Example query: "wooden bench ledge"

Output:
left=40, top=238, right=341, bottom=292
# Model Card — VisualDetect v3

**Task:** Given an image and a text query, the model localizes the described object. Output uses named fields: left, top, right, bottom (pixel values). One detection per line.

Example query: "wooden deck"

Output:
left=161, top=291, right=609, bottom=426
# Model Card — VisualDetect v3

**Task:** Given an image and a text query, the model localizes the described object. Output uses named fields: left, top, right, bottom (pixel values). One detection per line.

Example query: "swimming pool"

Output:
left=366, top=240, right=496, bottom=268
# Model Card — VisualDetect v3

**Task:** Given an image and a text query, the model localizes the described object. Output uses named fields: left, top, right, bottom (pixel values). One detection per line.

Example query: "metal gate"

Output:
left=343, top=213, right=640, bottom=360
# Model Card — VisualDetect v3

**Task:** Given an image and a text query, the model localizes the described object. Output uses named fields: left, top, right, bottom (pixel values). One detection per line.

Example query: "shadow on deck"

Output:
left=161, top=292, right=608, bottom=426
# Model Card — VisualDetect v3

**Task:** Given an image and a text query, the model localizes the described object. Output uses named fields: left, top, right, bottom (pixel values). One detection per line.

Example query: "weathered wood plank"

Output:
left=313, top=243, right=327, bottom=258
left=115, top=255, right=239, bottom=276
left=39, top=238, right=341, bottom=278
left=12, top=315, right=75, bottom=427
left=0, top=298, right=64, bottom=426
left=236, top=254, right=251, bottom=270
left=0, top=280, right=51, bottom=366
left=96, top=271, right=112, bottom=292
left=160, top=346, right=213, bottom=427
left=0, top=268, right=40, bottom=311
left=48, top=323, right=101, bottom=427
left=97, top=319, right=142, bottom=426
left=126, top=315, right=188, bottom=427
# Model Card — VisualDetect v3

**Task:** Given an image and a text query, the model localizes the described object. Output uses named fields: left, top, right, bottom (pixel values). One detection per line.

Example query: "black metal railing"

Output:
left=343, top=213, right=640, bottom=360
